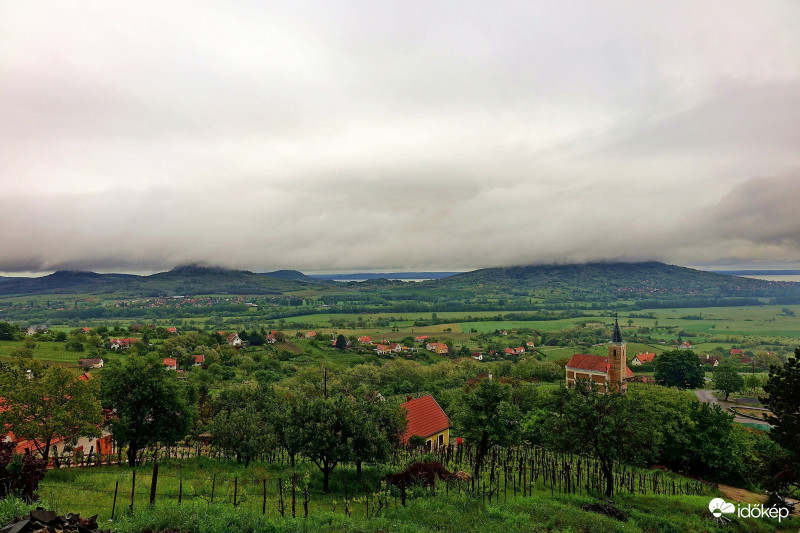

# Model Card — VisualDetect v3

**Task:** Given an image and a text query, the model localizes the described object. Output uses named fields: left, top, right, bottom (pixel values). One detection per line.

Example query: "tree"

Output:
left=100, top=355, right=196, bottom=467
left=295, top=396, right=357, bottom=492
left=762, top=350, right=800, bottom=494
left=457, top=379, right=521, bottom=465
left=654, top=350, right=705, bottom=389
left=64, top=338, right=85, bottom=352
left=0, top=363, right=103, bottom=461
left=548, top=382, right=657, bottom=496
left=334, top=334, right=347, bottom=350
left=208, top=404, right=272, bottom=467
left=711, top=365, right=744, bottom=400
left=0, top=322, right=19, bottom=341
left=348, top=398, right=406, bottom=476
left=263, top=392, right=304, bottom=469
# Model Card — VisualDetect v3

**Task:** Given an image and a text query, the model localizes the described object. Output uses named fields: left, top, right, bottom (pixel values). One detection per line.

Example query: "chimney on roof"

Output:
left=406, top=396, right=412, bottom=402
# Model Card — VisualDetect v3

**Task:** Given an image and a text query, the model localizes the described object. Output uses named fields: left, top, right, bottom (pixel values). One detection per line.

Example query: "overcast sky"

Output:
left=2, top=1, right=799, bottom=275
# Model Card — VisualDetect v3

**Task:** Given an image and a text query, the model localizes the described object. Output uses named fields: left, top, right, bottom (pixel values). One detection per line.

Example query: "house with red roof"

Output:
left=631, top=352, right=657, bottom=365
left=166, top=327, right=177, bottom=334
left=304, top=331, right=317, bottom=339
left=425, top=342, right=449, bottom=355
left=109, top=338, right=137, bottom=350
left=226, top=333, right=242, bottom=346
left=730, top=348, right=744, bottom=356
left=414, top=335, right=429, bottom=342
left=193, top=354, right=205, bottom=366
left=400, top=395, right=451, bottom=449
left=358, top=336, right=372, bottom=344
left=162, top=358, right=177, bottom=370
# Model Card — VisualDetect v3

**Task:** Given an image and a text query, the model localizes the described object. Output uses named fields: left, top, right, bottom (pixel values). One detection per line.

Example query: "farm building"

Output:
left=400, top=395, right=451, bottom=450
left=631, top=352, right=657, bottom=365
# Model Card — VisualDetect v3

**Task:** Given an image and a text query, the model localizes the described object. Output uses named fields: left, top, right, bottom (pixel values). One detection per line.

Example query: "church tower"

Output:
left=607, top=316, right=627, bottom=393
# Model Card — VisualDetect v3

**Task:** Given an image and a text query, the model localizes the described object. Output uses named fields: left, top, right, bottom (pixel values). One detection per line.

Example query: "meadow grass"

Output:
left=78, top=484, right=799, bottom=533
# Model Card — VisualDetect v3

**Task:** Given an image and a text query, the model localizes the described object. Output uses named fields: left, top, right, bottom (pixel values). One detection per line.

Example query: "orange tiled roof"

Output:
left=566, top=354, right=634, bottom=378
left=400, top=395, right=450, bottom=444
left=635, top=352, right=656, bottom=363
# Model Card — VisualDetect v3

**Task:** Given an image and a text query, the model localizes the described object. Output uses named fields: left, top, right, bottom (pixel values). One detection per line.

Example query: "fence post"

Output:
left=130, top=471, right=136, bottom=511
left=179, top=478, right=183, bottom=505
left=149, top=462, right=159, bottom=508
left=278, top=478, right=284, bottom=517
left=262, top=479, right=267, bottom=515
left=234, top=477, right=238, bottom=507
left=111, top=481, right=119, bottom=520
left=211, top=474, right=216, bottom=504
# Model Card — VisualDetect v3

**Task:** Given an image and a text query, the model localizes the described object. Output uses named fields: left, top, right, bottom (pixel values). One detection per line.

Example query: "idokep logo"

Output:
left=708, top=498, right=735, bottom=518
left=708, top=497, right=790, bottom=522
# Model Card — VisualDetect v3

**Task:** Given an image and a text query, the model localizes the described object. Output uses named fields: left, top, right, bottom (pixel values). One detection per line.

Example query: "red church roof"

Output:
left=566, top=354, right=634, bottom=378
left=400, top=395, right=450, bottom=444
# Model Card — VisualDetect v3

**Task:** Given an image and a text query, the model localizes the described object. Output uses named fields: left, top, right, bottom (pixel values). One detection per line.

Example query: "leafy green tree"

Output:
left=208, top=405, right=272, bottom=467
left=263, top=393, right=305, bottom=469
left=64, top=338, right=85, bottom=352
left=348, top=398, right=406, bottom=476
left=335, top=334, right=347, bottom=350
left=744, top=373, right=762, bottom=394
left=548, top=383, right=657, bottom=496
left=654, top=350, right=705, bottom=389
left=457, top=379, right=521, bottom=462
left=296, top=396, right=357, bottom=492
left=0, top=322, right=19, bottom=340
left=762, top=350, right=800, bottom=493
left=712, top=365, right=744, bottom=400
left=0, top=364, right=102, bottom=460
left=100, top=355, right=196, bottom=467
left=248, top=330, right=264, bottom=346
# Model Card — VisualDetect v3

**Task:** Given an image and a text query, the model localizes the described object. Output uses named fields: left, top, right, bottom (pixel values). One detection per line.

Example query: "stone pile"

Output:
left=0, top=509, right=110, bottom=533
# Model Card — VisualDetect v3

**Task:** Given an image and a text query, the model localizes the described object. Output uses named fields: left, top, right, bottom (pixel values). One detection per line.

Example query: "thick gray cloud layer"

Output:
left=1, top=1, right=799, bottom=273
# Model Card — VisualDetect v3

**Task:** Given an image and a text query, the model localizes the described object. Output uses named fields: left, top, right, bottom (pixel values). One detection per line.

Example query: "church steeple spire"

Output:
left=612, top=314, right=623, bottom=344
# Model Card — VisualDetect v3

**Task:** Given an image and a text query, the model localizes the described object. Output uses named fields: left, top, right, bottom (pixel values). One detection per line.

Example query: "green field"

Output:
left=0, top=340, right=83, bottom=366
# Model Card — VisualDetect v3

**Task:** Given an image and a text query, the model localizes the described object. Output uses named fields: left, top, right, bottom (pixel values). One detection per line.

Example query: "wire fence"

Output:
left=37, top=442, right=716, bottom=523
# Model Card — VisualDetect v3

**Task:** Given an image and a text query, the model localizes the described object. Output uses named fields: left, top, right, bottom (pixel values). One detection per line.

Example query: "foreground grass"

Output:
left=107, top=491, right=799, bottom=533
left=33, top=458, right=800, bottom=533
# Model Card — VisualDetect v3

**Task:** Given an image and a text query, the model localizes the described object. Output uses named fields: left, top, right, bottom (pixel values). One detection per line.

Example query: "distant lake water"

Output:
left=738, top=275, right=800, bottom=283
left=332, top=278, right=430, bottom=282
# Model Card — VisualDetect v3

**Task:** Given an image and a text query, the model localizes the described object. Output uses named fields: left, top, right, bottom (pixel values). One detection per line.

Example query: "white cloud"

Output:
left=1, top=1, right=800, bottom=273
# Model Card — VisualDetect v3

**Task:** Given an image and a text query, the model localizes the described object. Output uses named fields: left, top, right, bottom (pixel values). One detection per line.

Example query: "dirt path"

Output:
left=694, top=390, right=771, bottom=425
left=717, top=484, right=800, bottom=519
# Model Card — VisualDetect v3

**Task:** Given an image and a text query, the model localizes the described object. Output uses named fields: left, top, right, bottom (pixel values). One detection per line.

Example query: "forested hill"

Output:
left=420, top=262, right=800, bottom=305
left=0, top=265, right=320, bottom=297
left=0, top=271, right=138, bottom=296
